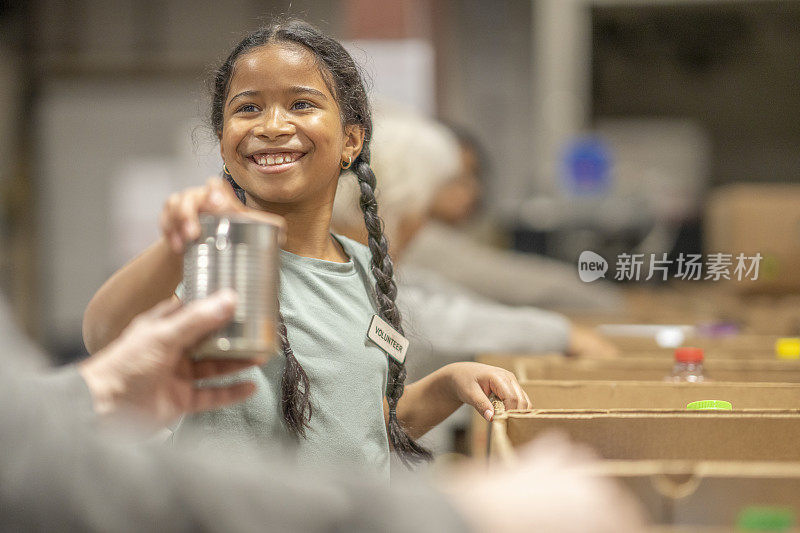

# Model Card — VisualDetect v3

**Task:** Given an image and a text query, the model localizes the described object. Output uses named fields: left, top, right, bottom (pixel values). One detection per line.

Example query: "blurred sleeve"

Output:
left=29, top=365, right=97, bottom=426
left=404, top=222, right=623, bottom=312
left=398, top=266, right=571, bottom=357
left=0, top=294, right=468, bottom=533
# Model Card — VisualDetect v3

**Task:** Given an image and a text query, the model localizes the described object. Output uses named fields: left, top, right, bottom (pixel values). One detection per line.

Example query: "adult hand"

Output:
left=445, top=362, right=532, bottom=421
left=78, top=290, right=263, bottom=427
left=567, top=326, right=620, bottom=358
left=439, top=432, right=647, bottom=533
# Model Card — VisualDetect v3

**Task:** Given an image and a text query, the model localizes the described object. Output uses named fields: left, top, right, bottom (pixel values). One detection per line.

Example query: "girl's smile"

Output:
left=247, top=150, right=307, bottom=174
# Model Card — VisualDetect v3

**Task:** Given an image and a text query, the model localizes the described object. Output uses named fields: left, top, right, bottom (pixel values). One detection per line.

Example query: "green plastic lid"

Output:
left=687, top=400, right=732, bottom=410
left=737, top=506, right=795, bottom=531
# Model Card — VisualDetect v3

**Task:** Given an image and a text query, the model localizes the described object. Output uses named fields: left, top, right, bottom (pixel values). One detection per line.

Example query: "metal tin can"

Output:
left=182, top=214, right=279, bottom=359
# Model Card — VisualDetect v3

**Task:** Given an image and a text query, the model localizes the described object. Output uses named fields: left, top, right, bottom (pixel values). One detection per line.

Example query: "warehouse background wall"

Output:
left=0, top=0, right=798, bottom=358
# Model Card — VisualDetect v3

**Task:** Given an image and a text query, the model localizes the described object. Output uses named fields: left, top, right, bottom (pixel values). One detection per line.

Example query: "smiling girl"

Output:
left=82, top=19, right=530, bottom=477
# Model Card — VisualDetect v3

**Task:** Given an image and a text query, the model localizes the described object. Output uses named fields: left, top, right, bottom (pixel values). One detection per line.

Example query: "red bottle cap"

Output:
left=675, top=347, right=704, bottom=363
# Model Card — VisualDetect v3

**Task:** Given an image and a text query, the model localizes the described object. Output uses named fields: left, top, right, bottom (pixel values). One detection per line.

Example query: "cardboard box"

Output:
left=520, top=380, right=800, bottom=410
left=513, top=355, right=800, bottom=383
left=744, top=297, right=800, bottom=336
left=490, top=410, right=800, bottom=463
left=612, top=286, right=744, bottom=325
left=476, top=353, right=556, bottom=372
left=479, top=341, right=782, bottom=361
left=470, top=355, right=800, bottom=455
left=591, top=461, right=800, bottom=528
left=574, top=285, right=800, bottom=337
left=469, top=379, right=800, bottom=459
left=605, top=334, right=779, bottom=354
left=706, top=184, right=800, bottom=294
left=488, top=412, right=800, bottom=526
left=645, top=529, right=732, bottom=533
left=621, top=348, right=778, bottom=360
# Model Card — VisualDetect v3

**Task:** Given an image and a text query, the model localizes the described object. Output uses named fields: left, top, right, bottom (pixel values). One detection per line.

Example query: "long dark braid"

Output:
left=211, top=18, right=431, bottom=464
left=276, top=310, right=312, bottom=436
left=353, top=149, right=432, bottom=465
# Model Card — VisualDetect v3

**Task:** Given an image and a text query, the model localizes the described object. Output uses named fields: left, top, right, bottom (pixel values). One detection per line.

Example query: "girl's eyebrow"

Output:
left=288, top=85, right=328, bottom=100
left=228, top=86, right=328, bottom=109
left=227, top=90, right=259, bottom=108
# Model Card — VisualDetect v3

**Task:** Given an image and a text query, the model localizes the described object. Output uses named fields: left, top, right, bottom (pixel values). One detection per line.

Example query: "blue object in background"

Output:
left=561, top=137, right=613, bottom=195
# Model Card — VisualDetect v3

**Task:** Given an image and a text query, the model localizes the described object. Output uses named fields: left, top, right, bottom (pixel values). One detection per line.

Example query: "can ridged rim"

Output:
left=198, top=213, right=279, bottom=226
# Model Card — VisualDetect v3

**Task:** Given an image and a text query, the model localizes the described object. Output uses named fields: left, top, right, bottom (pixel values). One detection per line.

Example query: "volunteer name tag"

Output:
left=367, top=315, right=409, bottom=364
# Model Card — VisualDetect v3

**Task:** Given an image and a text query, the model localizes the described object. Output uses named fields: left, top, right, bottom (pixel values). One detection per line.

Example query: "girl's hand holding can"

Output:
left=159, top=178, right=286, bottom=254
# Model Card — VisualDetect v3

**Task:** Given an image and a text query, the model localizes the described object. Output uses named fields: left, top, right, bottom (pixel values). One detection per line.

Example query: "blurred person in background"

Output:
left=0, top=287, right=645, bottom=532
left=405, top=123, right=625, bottom=313
left=332, top=104, right=619, bottom=380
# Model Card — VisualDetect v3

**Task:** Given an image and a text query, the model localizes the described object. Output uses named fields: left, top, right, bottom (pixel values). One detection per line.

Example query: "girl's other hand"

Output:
left=159, top=178, right=286, bottom=254
left=444, top=362, right=532, bottom=421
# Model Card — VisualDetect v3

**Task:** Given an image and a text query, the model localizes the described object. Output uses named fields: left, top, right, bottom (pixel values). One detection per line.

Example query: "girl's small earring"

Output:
left=223, top=163, right=232, bottom=176
left=340, top=156, right=353, bottom=170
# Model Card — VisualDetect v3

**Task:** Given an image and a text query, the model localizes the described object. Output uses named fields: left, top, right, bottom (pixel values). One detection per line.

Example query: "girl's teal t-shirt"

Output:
left=172, top=234, right=391, bottom=480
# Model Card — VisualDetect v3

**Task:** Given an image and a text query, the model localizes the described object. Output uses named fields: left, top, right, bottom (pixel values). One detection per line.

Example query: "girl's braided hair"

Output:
left=209, top=18, right=431, bottom=466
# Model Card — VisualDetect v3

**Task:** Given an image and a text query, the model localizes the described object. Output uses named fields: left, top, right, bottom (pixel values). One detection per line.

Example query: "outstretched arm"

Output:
left=83, top=178, right=284, bottom=354
left=83, top=237, right=183, bottom=354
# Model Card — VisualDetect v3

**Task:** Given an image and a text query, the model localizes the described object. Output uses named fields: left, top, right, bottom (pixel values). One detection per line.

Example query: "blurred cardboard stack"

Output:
left=475, top=321, right=800, bottom=528
left=706, top=184, right=800, bottom=295
left=479, top=359, right=800, bottom=528
left=579, top=285, right=800, bottom=339
left=467, top=183, right=800, bottom=529
left=472, top=354, right=800, bottom=453
left=489, top=410, right=800, bottom=528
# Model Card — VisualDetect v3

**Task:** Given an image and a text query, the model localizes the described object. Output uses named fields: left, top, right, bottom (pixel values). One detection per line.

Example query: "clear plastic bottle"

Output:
left=666, top=347, right=705, bottom=382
